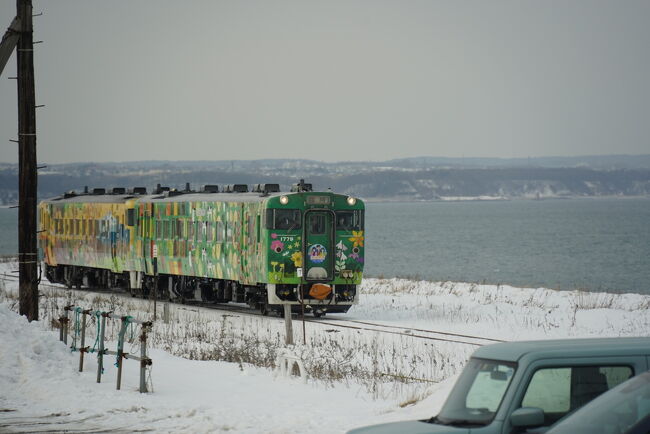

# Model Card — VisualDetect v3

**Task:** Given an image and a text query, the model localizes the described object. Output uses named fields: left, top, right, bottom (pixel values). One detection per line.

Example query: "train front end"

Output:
left=264, top=189, right=364, bottom=316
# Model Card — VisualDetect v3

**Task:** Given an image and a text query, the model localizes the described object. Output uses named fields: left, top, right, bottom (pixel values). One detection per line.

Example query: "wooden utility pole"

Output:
left=16, top=0, right=39, bottom=321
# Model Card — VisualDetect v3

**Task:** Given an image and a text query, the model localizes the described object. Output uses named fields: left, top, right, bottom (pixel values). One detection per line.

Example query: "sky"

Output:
left=0, top=0, right=649, bottom=164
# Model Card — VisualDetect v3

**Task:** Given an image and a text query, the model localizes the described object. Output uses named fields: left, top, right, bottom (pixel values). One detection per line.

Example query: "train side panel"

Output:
left=135, top=199, right=267, bottom=285
left=39, top=200, right=131, bottom=273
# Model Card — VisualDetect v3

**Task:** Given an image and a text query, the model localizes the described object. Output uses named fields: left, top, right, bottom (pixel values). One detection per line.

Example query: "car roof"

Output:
left=473, top=337, right=650, bottom=362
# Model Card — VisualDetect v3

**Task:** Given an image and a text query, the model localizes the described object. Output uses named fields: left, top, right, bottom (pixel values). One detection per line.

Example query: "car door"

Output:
left=501, top=356, right=648, bottom=434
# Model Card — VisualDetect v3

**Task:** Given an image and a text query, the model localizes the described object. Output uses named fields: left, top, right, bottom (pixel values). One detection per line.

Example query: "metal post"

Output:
left=78, top=310, right=87, bottom=372
left=58, top=315, right=64, bottom=341
left=96, top=312, right=106, bottom=383
left=284, top=304, right=293, bottom=345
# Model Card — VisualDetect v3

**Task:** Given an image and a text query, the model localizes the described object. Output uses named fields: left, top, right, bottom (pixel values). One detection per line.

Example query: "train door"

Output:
left=304, top=210, right=334, bottom=281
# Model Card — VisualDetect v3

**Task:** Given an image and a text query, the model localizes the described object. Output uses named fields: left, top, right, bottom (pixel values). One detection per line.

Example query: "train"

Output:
left=38, top=180, right=365, bottom=317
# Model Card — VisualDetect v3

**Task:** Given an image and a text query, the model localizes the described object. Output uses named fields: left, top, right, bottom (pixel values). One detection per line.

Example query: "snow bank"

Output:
left=0, top=303, right=394, bottom=433
left=1, top=260, right=648, bottom=433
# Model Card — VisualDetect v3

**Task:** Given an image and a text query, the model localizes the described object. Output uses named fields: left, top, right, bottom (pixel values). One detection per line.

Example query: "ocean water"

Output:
left=1, top=198, right=648, bottom=294
left=365, top=198, right=650, bottom=294
left=0, top=207, right=17, bottom=256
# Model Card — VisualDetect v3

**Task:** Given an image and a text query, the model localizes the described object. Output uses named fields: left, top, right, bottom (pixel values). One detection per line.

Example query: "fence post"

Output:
left=115, top=315, right=130, bottom=391
left=163, top=302, right=169, bottom=324
left=284, top=304, right=293, bottom=345
left=139, top=322, right=153, bottom=393
left=96, top=311, right=107, bottom=383
left=59, top=315, right=64, bottom=342
left=62, top=305, right=74, bottom=345
left=78, top=309, right=89, bottom=372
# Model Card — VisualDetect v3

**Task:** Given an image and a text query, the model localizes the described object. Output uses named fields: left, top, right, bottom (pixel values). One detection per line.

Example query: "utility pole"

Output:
left=16, top=0, right=39, bottom=321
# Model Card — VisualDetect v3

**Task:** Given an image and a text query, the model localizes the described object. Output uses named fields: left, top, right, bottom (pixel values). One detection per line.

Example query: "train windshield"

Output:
left=335, top=210, right=364, bottom=232
left=267, top=209, right=302, bottom=230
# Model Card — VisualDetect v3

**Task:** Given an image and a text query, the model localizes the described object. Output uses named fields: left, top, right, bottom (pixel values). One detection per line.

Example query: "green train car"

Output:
left=38, top=182, right=365, bottom=316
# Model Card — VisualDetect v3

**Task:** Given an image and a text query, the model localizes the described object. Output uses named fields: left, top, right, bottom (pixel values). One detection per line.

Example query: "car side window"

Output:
left=521, top=366, right=634, bottom=427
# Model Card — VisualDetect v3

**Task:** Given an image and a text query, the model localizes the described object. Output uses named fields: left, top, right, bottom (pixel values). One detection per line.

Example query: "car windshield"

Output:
left=434, top=358, right=516, bottom=426
left=546, top=371, right=650, bottom=434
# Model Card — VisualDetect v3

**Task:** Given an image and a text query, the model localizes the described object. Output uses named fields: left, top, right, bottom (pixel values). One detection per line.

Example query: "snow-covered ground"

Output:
left=0, top=260, right=648, bottom=433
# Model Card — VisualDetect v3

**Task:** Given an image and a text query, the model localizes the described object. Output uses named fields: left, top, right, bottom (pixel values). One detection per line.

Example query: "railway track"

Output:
left=0, top=272, right=505, bottom=347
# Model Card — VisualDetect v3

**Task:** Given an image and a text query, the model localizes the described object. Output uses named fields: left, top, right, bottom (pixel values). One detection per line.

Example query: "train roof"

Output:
left=137, top=191, right=280, bottom=204
left=40, top=190, right=359, bottom=206
left=41, top=194, right=136, bottom=204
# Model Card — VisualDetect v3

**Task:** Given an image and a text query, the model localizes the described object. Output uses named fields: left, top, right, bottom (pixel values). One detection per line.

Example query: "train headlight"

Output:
left=347, top=196, right=356, bottom=206
left=280, top=195, right=289, bottom=205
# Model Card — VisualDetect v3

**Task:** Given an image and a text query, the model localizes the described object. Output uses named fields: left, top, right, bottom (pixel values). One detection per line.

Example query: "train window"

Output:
left=126, top=209, right=135, bottom=226
left=272, top=209, right=302, bottom=230
left=308, top=214, right=325, bottom=234
left=265, top=210, right=273, bottom=229
left=335, top=210, right=364, bottom=231
left=216, top=221, right=223, bottom=242
left=248, top=214, right=255, bottom=240
left=176, top=220, right=183, bottom=239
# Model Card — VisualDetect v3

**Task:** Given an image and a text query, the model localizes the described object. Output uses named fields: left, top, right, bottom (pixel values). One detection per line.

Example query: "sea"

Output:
left=1, top=197, right=649, bottom=294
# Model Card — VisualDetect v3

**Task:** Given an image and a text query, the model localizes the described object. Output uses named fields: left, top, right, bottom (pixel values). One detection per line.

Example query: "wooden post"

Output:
left=284, top=304, right=293, bottom=345
left=62, top=305, right=73, bottom=345
left=58, top=315, right=64, bottom=341
left=16, top=0, right=39, bottom=322
left=78, top=310, right=87, bottom=371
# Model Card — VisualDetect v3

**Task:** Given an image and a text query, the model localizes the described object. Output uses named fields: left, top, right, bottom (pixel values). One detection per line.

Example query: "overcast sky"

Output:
left=1, top=0, right=649, bottom=164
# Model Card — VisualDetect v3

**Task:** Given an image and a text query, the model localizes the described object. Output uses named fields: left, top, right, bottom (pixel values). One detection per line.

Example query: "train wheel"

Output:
left=260, top=303, right=268, bottom=316
left=313, top=310, right=325, bottom=318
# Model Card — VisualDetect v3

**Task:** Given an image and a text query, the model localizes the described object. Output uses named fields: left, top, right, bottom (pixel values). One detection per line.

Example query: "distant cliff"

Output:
left=1, top=158, right=649, bottom=204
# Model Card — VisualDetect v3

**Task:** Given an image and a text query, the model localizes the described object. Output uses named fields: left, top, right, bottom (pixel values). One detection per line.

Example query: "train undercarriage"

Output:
left=43, top=263, right=356, bottom=317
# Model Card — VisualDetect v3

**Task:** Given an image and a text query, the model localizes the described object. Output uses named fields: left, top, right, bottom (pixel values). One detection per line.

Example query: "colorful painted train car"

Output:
left=38, top=182, right=365, bottom=316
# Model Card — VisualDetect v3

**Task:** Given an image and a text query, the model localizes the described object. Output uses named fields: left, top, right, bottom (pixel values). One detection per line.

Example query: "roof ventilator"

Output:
left=202, top=184, right=219, bottom=193
left=153, top=184, right=170, bottom=195
left=224, top=184, right=248, bottom=193
left=291, top=179, right=312, bottom=192
left=130, top=187, right=147, bottom=195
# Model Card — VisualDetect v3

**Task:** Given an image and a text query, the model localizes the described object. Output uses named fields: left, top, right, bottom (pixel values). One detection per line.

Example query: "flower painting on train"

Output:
left=270, top=240, right=284, bottom=253
left=291, top=251, right=302, bottom=268
left=348, top=231, right=364, bottom=248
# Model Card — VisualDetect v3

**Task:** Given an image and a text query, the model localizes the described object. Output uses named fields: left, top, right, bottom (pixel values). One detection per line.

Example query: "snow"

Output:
left=0, top=261, right=648, bottom=433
